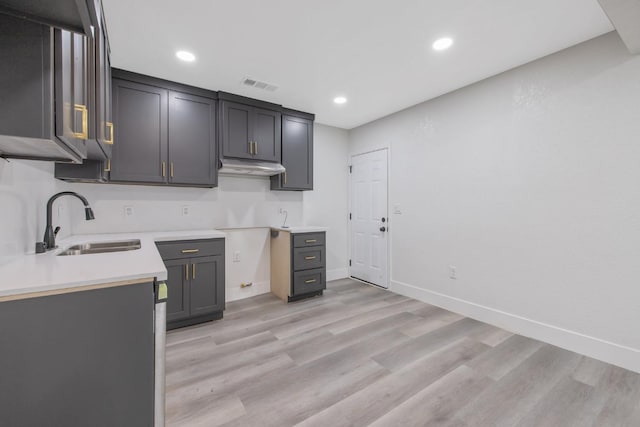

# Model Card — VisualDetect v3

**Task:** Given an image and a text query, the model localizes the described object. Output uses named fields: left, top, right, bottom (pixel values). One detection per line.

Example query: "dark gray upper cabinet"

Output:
left=0, top=13, right=88, bottom=163
left=110, top=78, right=168, bottom=184
left=0, top=0, right=95, bottom=36
left=55, top=0, right=112, bottom=182
left=168, top=91, right=217, bottom=186
left=219, top=93, right=282, bottom=162
left=271, top=110, right=315, bottom=191
left=109, top=70, right=218, bottom=188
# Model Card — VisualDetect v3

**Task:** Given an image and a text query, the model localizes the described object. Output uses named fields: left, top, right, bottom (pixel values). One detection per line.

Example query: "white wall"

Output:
left=0, top=124, right=349, bottom=301
left=305, top=124, right=350, bottom=280
left=349, top=32, right=640, bottom=372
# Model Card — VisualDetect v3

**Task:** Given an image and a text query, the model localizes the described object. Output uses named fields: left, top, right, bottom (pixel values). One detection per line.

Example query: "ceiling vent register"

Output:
left=242, top=77, right=279, bottom=92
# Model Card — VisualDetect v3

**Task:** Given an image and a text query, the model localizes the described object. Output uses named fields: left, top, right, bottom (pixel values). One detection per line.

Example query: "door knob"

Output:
left=380, top=226, right=386, bottom=232
left=381, top=217, right=386, bottom=223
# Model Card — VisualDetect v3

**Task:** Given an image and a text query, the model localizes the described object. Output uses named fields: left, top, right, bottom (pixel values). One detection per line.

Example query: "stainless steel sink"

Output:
left=57, top=239, right=142, bottom=256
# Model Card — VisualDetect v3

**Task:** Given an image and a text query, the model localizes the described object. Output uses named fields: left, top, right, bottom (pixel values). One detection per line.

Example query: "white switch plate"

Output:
left=233, top=251, right=241, bottom=262
left=449, top=266, right=457, bottom=280
left=124, top=206, right=134, bottom=217
left=393, top=204, right=402, bottom=214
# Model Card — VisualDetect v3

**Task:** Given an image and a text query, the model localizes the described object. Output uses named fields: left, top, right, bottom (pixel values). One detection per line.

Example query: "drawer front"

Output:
left=156, top=239, right=224, bottom=260
left=293, top=246, right=325, bottom=271
left=293, top=232, right=325, bottom=248
left=292, top=268, right=326, bottom=296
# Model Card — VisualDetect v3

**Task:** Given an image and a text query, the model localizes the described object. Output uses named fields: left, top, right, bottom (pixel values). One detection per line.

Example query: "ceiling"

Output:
left=102, top=0, right=613, bottom=129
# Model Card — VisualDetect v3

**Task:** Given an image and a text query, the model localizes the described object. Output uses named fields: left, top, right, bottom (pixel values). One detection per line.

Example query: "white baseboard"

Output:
left=391, top=279, right=640, bottom=374
left=226, top=280, right=271, bottom=302
left=327, top=267, right=349, bottom=282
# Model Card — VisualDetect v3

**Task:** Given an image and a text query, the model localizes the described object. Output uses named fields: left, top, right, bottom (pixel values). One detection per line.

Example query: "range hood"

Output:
left=219, top=158, right=285, bottom=176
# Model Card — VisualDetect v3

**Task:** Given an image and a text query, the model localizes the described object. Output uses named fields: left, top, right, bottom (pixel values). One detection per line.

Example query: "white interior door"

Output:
left=350, top=149, right=389, bottom=288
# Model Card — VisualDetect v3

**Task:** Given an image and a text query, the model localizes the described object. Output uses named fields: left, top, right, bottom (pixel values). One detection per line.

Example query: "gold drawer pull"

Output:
left=304, top=256, right=316, bottom=260
left=73, top=104, right=88, bottom=139
left=105, top=122, right=114, bottom=144
left=192, top=263, right=196, bottom=279
left=304, top=279, right=317, bottom=284
left=185, top=264, right=189, bottom=280
left=181, top=249, right=199, bottom=254
left=305, top=239, right=317, bottom=244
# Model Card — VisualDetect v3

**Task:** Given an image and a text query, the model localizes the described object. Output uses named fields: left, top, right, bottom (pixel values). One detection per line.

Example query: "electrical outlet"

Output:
left=181, top=206, right=190, bottom=216
left=449, top=266, right=457, bottom=280
left=393, top=204, right=402, bottom=214
left=233, top=251, right=241, bottom=262
left=124, top=206, right=134, bottom=217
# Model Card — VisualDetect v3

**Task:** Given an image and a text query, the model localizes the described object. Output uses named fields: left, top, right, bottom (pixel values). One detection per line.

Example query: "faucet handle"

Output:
left=54, top=226, right=61, bottom=237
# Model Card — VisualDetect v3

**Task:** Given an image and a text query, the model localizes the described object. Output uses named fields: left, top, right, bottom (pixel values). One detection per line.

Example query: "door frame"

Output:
left=348, top=147, right=390, bottom=289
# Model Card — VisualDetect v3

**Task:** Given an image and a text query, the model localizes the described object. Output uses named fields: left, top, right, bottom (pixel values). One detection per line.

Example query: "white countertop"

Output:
left=0, top=230, right=226, bottom=298
left=270, top=226, right=328, bottom=233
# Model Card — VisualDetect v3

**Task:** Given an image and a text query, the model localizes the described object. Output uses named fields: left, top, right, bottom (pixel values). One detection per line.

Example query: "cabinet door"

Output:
left=95, top=6, right=112, bottom=161
left=54, top=29, right=88, bottom=159
left=253, top=107, right=281, bottom=162
left=220, top=101, right=253, bottom=160
left=272, top=115, right=313, bottom=190
left=168, top=91, right=217, bottom=186
left=110, top=78, right=168, bottom=183
left=165, top=259, right=190, bottom=322
left=189, top=255, right=224, bottom=317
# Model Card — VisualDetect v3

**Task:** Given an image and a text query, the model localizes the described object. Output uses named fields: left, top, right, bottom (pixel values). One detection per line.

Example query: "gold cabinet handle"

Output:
left=192, top=263, right=196, bottom=279
left=185, top=264, right=189, bottom=280
left=170, top=162, right=174, bottom=178
left=254, top=141, right=258, bottom=155
left=104, top=158, right=111, bottom=172
left=304, top=255, right=317, bottom=260
left=73, top=104, right=88, bottom=139
left=304, top=278, right=317, bottom=284
left=181, top=249, right=199, bottom=254
left=162, top=161, right=166, bottom=177
left=248, top=141, right=253, bottom=155
left=105, top=122, right=114, bottom=144
left=305, top=239, right=317, bottom=244
left=283, top=171, right=287, bottom=185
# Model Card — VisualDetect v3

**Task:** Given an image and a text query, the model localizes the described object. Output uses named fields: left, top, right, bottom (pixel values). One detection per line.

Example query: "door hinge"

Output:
left=349, top=259, right=352, bottom=266
left=349, top=165, right=352, bottom=173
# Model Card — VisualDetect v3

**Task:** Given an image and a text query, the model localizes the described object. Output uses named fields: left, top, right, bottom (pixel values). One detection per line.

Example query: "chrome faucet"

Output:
left=38, top=191, right=95, bottom=252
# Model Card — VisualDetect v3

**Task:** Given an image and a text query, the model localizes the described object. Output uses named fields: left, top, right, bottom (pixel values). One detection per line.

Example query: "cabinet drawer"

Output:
left=292, top=232, right=325, bottom=248
left=293, top=246, right=325, bottom=271
left=156, top=239, right=224, bottom=260
left=292, top=268, right=326, bottom=296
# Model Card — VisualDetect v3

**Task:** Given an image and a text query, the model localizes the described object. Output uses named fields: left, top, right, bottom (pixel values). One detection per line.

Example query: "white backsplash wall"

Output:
left=65, top=175, right=304, bottom=234
left=0, top=160, right=73, bottom=264
left=348, top=32, right=640, bottom=372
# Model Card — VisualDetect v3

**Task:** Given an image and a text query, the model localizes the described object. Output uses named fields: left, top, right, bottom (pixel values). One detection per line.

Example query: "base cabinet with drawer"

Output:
left=156, top=238, right=225, bottom=330
left=270, top=230, right=326, bottom=302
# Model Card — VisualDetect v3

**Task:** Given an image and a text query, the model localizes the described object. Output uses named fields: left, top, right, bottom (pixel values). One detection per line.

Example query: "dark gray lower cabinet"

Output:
left=0, top=282, right=155, bottom=426
left=270, top=230, right=326, bottom=302
left=271, top=110, right=314, bottom=191
left=156, top=239, right=225, bottom=329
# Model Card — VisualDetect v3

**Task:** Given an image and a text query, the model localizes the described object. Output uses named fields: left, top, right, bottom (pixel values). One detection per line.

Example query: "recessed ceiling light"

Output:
left=176, top=50, right=196, bottom=62
left=333, top=96, right=347, bottom=105
left=432, top=37, right=453, bottom=51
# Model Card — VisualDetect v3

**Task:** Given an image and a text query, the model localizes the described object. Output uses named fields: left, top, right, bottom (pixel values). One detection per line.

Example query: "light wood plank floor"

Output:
left=165, top=279, right=640, bottom=427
